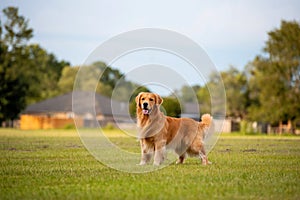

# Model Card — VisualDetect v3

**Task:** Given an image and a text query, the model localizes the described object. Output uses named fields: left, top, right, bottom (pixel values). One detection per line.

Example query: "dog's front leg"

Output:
left=153, top=140, right=166, bottom=166
left=140, top=152, right=152, bottom=165
left=139, top=139, right=153, bottom=165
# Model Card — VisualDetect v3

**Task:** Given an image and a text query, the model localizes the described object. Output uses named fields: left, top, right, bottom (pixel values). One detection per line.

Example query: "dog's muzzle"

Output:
left=142, top=102, right=152, bottom=115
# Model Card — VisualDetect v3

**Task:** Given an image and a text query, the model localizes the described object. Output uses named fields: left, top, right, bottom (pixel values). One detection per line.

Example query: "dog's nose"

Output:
left=143, top=102, right=148, bottom=108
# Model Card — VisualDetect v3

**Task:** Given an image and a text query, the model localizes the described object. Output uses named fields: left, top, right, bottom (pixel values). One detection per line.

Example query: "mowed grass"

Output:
left=0, top=129, right=299, bottom=200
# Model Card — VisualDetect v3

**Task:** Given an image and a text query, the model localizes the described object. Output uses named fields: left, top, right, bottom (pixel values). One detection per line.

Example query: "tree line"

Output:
left=179, top=20, right=300, bottom=132
left=0, top=7, right=149, bottom=125
left=1, top=7, right=300, bottom=132
left=0, top=7, right=67, bottom=124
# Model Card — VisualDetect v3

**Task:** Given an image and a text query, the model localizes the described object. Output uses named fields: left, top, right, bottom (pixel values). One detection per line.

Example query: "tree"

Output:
left=0, top=7, right=32, bottom=123
left=58, top=62, right=151, bottom=118
left=58, top=66, right=79, bottom=93
left=197, top=85, right=211, bottom=114
left=180, top=85, right=200, bottom=103
left=0, top=44, right=28, bottom=122
left=248, top=20, right=300, bottom=131
left=23, top=44, right=68, bottom=103
left=2, top=7, right=33, bottom=50
left=0, top=7, right=69, bottom=124
left=71, top=61, right=130, bottom=98
left=221, top=67, right=248, bottom=119
left=161, top=97, right=181, bottom=117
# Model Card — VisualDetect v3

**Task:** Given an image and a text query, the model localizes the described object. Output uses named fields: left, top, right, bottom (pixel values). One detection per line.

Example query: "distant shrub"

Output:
left=240, top=120, right=256, bottom=135
left=63, top=124, right=76, bottom=129
left=104, top=123, right=115, bottom=130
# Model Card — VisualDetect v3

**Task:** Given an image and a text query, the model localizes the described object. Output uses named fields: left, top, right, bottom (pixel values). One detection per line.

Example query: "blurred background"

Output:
left=0, top=1, right=299, bottom=134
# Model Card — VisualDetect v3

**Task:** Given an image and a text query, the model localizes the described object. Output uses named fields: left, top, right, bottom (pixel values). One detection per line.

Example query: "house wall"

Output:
left=20, top=114, right=83, bottom=130
left=219, top=119, right=232, bottom=133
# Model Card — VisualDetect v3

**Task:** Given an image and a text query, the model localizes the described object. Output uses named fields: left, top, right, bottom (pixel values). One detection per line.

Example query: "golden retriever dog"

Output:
left=136, top=92, right=212, bottom=166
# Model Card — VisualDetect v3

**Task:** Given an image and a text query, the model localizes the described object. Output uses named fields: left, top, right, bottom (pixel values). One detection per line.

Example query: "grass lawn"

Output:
left=0, top=128, right=299, bottom=200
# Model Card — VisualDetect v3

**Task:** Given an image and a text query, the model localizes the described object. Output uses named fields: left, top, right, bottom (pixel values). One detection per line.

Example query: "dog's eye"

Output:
left=149, top=98, right=154, bottom=101
left=141, top=98, right=145, bottom=100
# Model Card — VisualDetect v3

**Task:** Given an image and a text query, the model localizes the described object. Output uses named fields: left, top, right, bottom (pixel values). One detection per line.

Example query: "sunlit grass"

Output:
left=0, top=129, right=299, bottom=199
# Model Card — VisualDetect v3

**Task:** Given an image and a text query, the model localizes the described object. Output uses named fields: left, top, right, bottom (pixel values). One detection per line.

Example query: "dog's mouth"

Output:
left=142, top=108, right=152, bottom=115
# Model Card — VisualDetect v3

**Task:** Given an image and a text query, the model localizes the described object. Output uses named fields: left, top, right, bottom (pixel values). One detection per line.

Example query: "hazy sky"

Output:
left=1, top=0, right=300, bottom=94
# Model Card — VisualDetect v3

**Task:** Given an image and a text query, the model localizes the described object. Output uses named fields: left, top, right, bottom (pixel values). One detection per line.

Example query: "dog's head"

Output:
left=135, top=92, right=163, bottom=115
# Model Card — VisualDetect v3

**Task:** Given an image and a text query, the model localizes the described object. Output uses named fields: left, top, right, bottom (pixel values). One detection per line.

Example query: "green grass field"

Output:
left=0, top=129, right=299, bottom=200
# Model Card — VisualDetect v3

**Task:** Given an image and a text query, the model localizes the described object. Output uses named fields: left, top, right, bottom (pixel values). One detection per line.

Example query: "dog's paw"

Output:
left=201, top=160, right=212, bottom=165
left=176, top=160, right=184, bottom=164
left=138, top=161, right=147, bottom=166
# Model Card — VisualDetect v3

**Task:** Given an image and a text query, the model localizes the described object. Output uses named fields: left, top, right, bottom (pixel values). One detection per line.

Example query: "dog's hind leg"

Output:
left=199, top=147, right=211, bottom=165
left=176, top=152, right=187, bottom=164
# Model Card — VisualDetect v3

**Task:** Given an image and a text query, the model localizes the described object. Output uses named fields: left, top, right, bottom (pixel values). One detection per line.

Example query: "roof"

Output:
left=23, top=91, right=129, bottom=117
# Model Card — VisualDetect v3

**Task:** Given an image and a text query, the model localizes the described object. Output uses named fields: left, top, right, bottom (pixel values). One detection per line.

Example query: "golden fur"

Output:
left=136, top=92, right=212, bottom=166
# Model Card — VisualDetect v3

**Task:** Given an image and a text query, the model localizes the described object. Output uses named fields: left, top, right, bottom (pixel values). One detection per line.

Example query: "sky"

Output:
left=1, top=0, right=300, bottom=94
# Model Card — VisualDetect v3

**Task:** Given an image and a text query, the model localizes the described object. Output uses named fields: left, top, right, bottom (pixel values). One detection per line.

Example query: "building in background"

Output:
left=20, top=91, right=130, bottom=130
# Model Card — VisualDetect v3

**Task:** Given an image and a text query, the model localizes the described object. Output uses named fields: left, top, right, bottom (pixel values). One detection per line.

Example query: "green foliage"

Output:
left=239, top=120, right=257, bottom=135
left=1, top=6, right=299, bottom=132
left=0, top=7, right=68, bottom=123
left=1, top=6, right=148, bottom=124
left=99, top=62, right=122, bottom=89
left=2, top=7, right=33, bottom=49
left=103, top=122, right=115, bottom=130
left=197, top=85, right=211, bottom=114
left=0, top=64, right=28, bottom=121
left=161, top=97, right=181, bottom=117
left=220, top=66, right=248, bottom=118
left=63, top=123, right=76, bottom=129
left=58, top=62, right=149, bottom=102
left=180, top=85, right=200, bottom=103
left=58, top=66, right=79, bottom=93
left=0, top=7, right=32, bottom=122
left=189, top=20, right=300, bottom=130
left=247, top=20, right=300, bottom=127
left=23, top=44, right=68, bottom=103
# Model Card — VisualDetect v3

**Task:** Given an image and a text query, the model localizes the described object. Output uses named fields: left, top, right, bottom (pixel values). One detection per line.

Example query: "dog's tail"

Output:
left=200, top=114, right=213, bottom=139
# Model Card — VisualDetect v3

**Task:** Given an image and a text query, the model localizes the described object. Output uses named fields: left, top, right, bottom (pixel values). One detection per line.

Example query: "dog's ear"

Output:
left=155, top=94, right=163, bottom=105
left=135, top=92, right=144, bottom=105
